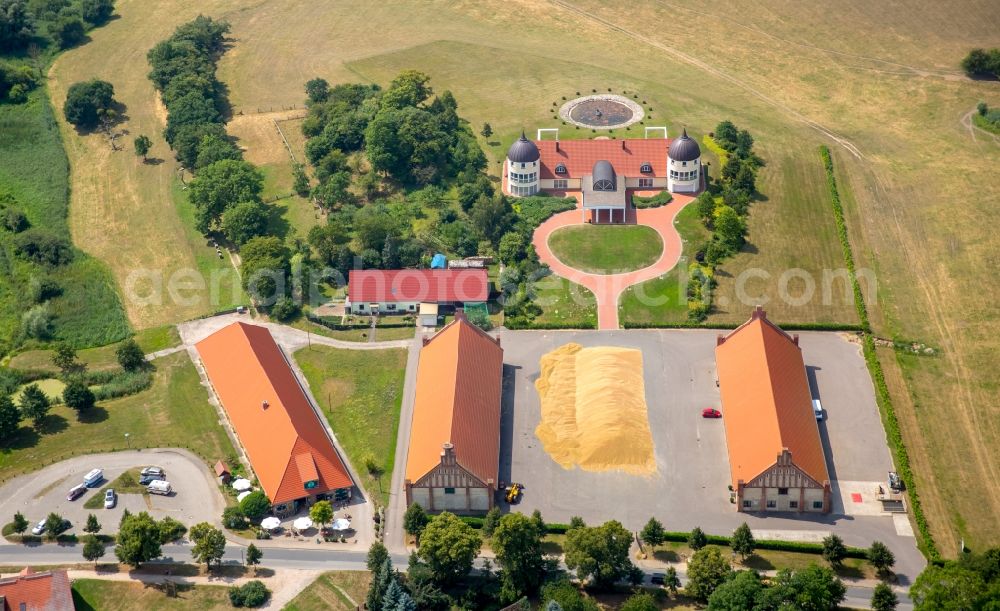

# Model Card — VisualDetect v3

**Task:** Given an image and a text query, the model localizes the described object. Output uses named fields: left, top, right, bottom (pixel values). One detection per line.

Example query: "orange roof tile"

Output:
left=536, top=138, right=670, bottom=179
left=715, top=309, right=830, bottom=487
left=196, top=323, right=353, bottom=505
left=0, top=568, right=72, bottom=611
left=406, top=315, right=503, bottom=485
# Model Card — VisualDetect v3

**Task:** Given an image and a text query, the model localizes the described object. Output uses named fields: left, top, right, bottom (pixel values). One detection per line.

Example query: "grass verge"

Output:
left=548, top=224, right=663, bottom=274
left=293, top=345, right=407, bottom=507
left=83, top=469, right=147, bottom=509
left=283, top=571, right=371, bottom=611
left=71, top=578, right=232, bottom=611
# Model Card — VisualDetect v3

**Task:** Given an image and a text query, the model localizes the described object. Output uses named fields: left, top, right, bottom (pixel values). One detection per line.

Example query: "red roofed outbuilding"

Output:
left=0, top=567, right=73, bottom=611
left=346, top=269, right=489, bottom=316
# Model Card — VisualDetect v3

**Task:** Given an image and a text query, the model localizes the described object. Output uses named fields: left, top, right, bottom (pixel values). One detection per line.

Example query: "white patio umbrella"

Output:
left=231, top=478, right=252, bottom=491
left=293, top=517, right=313, bottom=531
left=236, top=490, right=251, bottom=502
left=331, top=518, right=352, bottom=531
left=260, top=517, right=281, bottom=530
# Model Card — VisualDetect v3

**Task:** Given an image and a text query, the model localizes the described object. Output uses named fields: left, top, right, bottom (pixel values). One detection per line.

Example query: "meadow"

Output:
left=43, top=0, right=1000, bottom=553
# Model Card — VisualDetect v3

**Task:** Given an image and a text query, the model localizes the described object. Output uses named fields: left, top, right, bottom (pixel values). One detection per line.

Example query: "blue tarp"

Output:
left=430, top=253, right=447, bottom=269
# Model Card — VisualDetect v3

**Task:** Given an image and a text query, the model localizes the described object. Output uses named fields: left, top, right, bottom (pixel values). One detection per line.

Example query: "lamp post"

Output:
left=124, top=433, right=130, bottom=449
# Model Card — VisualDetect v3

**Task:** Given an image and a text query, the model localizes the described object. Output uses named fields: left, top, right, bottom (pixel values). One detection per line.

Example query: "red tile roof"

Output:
left=715, top=308, right=830, bottom=488
left=196, top=323, right=353, bottom=505
left=536, top=138, right=671, bottom=180
left=348, top=269, right=489, bottom=304
left=0, top=567, right=72, bottom=611
left=406, top=314, right=503, bottom=485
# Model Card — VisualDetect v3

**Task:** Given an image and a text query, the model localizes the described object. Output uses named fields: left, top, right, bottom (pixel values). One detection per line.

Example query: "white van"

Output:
left=812, top=399, right=824, bottom=420
left=147, top=480, right=172, bottom=495
left=83, top=468, right=104, bottom=488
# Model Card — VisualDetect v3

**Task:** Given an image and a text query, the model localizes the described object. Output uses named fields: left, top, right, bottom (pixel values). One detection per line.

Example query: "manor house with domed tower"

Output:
left=504, top=128, right=703, bottom=224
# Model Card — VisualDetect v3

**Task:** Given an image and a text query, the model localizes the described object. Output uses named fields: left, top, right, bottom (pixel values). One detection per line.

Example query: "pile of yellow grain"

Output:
left=535, top=343, right=656, bottom=475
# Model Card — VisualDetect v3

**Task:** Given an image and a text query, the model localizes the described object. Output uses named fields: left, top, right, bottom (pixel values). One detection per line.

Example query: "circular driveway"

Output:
left=0, top=449, right=226, bottom=539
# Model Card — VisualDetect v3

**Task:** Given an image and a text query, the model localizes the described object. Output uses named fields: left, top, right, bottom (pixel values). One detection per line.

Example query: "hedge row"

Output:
left=660, top=530, right=867, bottom=559
left=632, top=191, right=673, bottom=209
left=305, top=313, right=412, bottom=331
left=621, top=321, right=862, bottom=332
left=819, top=146, right=939, bottom=562
left=502, top=320, right=596, bottom=331
left=458, top=516, right=573, bottom=534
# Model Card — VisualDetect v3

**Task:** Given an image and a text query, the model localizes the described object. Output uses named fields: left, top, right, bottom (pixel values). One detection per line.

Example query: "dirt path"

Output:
left=532, top=193, right=694, bottom=330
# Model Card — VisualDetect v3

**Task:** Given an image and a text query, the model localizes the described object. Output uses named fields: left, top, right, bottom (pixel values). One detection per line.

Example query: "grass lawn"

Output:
left=283, top=571, right=371, bottom=611
left=0, top=352, right=236, bottom=482
left=83, top=469, right=147, bottom=509
left=293, top=346, right=407, bottom=507
left=71, top=578, right=232, bottom=611
left=7, top=325, right=180, bottom=372
left=647, top=542, right=874, bottom=580
left=12, top=378, right=66, bottom=403
left=619, top=204, right=711, bottom=325
left=530, top=274, right=598, bottom=328
left=548, top=225, right=663, bottom=274
left=289, top=318, right=415, bottom=343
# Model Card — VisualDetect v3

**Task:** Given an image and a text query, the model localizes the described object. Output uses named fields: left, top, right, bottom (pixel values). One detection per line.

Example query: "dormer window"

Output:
left=555, top=163, right=567, bottom=174
left=640, top=162, right=652, bottom=173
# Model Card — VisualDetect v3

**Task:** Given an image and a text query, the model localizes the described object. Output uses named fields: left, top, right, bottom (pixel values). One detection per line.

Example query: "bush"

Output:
left=222, top=506, right=247, bottom=530
left=229, top=580, right=270, bottom=607
left=13, top=229, right=74, bottom=266
left=632, top=191, right=673, bottom=209
left=239, top=491, right=271, bottom=522
left=158, top=517, right=187, bottom=543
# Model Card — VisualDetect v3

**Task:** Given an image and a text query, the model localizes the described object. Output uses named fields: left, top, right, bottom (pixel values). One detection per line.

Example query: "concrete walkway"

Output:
left=532, top=193, right=695, bottom=330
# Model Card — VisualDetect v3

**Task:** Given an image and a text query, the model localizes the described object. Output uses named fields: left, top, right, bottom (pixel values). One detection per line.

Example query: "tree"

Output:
left=189, top=522, right=226, bottom=570
left=245, top=543, right=262, bottom=574
left=961, top=48, right=1000, bottom=78
left=686, top=547, right=731, bottom=602
left=540, top=579, right=599, bottom=611
left=292, top=162, right=310, bottom=196
left=910, top=564, right=985, bottom=610
left=239, top=491, right=271, bottom=523
left=367, top=540, right=389, bottom=572
left=115, top=339, right=146, bottom=371
left=134, top=134, right=152, bottom=161
left=470, top=194, right=514, bottom=245
left=821, top=533, right=847, bottom=567
left=52, top=344, right=83, bottom=376
left=18, top=384, right=50, bottom=428
left=713, top=205, right=746, bottom=251
left=14, top=229, right=73, bottom=266
left=779, top=565, right=846, bottom=610
left=696, top=192, right=716, bottom=222
left=563, top=520, right=635, bottom=590
left=11, top=512, right=28, bottom=536
left=688, top=526, right=708, bottom=551
left=229, top=580, right=270, bottom=607
left=115, top=511, right=162, bottom=567
left=707, top=569, right=764, bottom=610
left=730, top=522, right=755, bottom=561
left=418, top=511, right=482, bottom=583
left=402, top=502, right=428, bottom=539
left=195, top=134, right=242, bottom=169
left=871, top=582, right=898, bottom=611
left=63, top=79, right=115, bottom=129
left=0, top=0, right=34, bottom=51
left=221, top=200, right=269, bottom=246
left=222, top=506, right=247, bottom=529
left=63, top=380, right=96, bottom=413
left=714, top=120, right=739, bottom=150
left=83, top=537, right=106, bottom=564
left=498, top=231, right=525, bottom=265
left=367, top=556, right=394, bottom=610
left=81, top=0, right=114, bottom=25
left=305, top=77, right=330, bottom=104
left=492, top=512, right=546, bottom=602
left=53, top=15, right=85, bottom=49
left=269, top=297, right=299, bottom=322
left=0, top=395, right=20, bottom=442
left=480, top=122, right=493, bottom=138
left=309, top=499, right=334, bottom=530
left=664, top=565, right=681, bottom=594
left=640, top=517, right=666, bottom=547
left=619, top=592, right=657, bottom=611
left=157, top=516, right=187, bottom=543
left=44, top=512, right=65, bottom=539
left=868, top=540, right=895, bottom=577
left=482, top=506, right=501, bottom=537
left=188, top=159, right=264, bottom=233
left=84, top=513, right=101, bottom=535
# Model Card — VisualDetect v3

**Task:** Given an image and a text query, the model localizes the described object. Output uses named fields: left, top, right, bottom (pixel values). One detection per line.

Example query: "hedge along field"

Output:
left=0, top=87, right=130, bottom=355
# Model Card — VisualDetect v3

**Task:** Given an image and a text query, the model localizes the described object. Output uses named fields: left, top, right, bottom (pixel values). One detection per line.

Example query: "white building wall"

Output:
left=624, top=177, right=668, bottom=189
left=539, top=178, right=582, bottom=191
left=348, top=301, right=419, bottom=315
left=507, top=158, right=540, bottom=197
left=667, top=156, right=701, bottom=193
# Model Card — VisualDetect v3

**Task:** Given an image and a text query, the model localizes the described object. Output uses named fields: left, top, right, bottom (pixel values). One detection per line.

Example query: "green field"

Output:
left=620, top=204, right=711, bottom=325
left=294, top=345, right=407, bottom=507
left=71, top=579, right=231, bottom=611
left=7, top=325, right=180, bottom=372
left=548, top=224, right=663, bottom=274
left=284, top=571, right=371, bottom=611
left=0, top=352, right=236, bottom=483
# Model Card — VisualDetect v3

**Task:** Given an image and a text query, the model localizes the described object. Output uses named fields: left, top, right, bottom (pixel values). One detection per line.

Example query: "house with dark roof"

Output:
left=504, top=129, right=703, bottom=223
left=346, top=269, right=489, bottom=316
left=0, top=567, right=73, bottom=611
left=196, top=322, right=354, bottom=517
left=715, top=306, right=832, bottom=513
left=404, top=311, right=503, bottom=514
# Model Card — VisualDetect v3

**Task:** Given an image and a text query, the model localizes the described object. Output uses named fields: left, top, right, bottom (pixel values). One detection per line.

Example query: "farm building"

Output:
left=196, top=322, right=354, bottom=517
left=404, top=311, right=504, bottom=513
left=0, top=567, right=73, bottom=611
left=346, top=269, right=490, bottom=315
left=504, top=129, right=702, bottom=223
left=715, top=307, right=832, bottom=513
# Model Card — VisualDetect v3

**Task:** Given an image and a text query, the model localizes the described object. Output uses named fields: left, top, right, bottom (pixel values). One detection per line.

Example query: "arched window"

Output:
left=640, top=162, right=652, bottom=173
left=592, top=160, right=616, bottom=192
left=555, top=163, right=567, bottom=174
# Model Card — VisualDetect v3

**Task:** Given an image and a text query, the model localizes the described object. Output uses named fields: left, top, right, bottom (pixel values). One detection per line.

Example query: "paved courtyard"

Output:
left=498, top=328, right=925, bottom=583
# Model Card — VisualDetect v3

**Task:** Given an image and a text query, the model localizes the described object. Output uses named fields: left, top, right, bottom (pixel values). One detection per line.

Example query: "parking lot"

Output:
left=0, top=449, right=225, bottom=537
left=498, top=328, right=924, bottom=581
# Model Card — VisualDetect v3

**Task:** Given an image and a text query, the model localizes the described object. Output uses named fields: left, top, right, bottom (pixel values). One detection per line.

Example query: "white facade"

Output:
left=506, top=157, right=540, bottom=196
left=348, top=300, right=418, bottom=315
left=667, top=155, right=701, bottom=193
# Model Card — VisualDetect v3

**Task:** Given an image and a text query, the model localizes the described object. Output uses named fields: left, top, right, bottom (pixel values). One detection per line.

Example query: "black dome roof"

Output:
left=507, top=132, right=540, bottom=163
left=669, top=128, right=701, bottom=162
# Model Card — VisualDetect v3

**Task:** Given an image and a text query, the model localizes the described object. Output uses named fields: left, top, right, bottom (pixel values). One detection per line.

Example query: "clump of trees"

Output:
left=961, top=48, right=1000, bottom=79
left=0, top=61, right=38, bottom=103
left=910, top=546, right=1000, bottom=610
left=1, top=0, right=116, bottom=53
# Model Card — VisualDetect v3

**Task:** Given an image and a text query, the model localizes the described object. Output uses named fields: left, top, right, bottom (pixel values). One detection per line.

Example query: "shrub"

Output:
left=229, top=580, right=270, bottom=607
left=13, top=229, right=73, bottom=266
left=632, top=191, right=673, bottom=209
left=21, top=305, right=54, bottom=340
left=239, top=491, right=271, bottom=522
left=158, top=517, right=187, bottom=543
left=222, top=506, right=247, bottom=530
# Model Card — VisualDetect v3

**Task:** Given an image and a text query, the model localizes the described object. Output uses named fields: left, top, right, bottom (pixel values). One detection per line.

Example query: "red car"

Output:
left=702, top=408, right=722, bottom=419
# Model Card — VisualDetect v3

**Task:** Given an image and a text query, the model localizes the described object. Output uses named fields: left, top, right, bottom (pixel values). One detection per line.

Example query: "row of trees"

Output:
left=0, top=0, right=114, bottom=53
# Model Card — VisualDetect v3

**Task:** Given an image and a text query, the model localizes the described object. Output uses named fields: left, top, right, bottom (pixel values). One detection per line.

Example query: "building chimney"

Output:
left=262, top=400, right=269, bottom=410
left=751, top=305, right=766, bottom=320
left=622, top=139, right=626, bottom=150
left=555, top=140, right=560, bottom=152
left=792, top=334, right=799, bottom=346
left=440, top=442, right=456, bottom=465
left=716, top=333, right=726, bottom=346
left=455, top=308, right=467, bottom=322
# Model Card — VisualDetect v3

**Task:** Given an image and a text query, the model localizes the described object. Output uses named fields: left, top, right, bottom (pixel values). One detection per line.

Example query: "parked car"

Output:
left=651, top=572, right=666, bottom=585
left=83, top=468, right=104, bottom=488
left=104, top=489, right=117, bottom=509
left=812, top=398, right=824, bottom=420
left=31, top=519, right=46, bottom=535
left=147, top=480, right=172, bottom=495
left=139, top=474, right=160, bottom=486
left=66, top=484, right=87, bottom=501
left=701, top=408, right=722, bottom=418
left=140, top=467, right=164, bottom=478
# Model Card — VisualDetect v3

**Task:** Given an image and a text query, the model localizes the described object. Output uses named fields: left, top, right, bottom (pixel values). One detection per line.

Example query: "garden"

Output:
left=548, top=225, right=663, bottom=274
